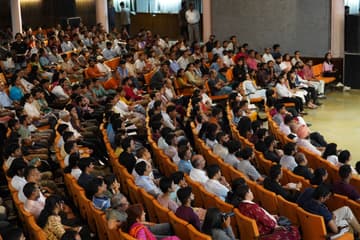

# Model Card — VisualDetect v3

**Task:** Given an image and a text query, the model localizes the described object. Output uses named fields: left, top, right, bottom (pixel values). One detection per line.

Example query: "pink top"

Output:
left=157, top=195, right=179, bottom=213
left=323, top=61, right=333, bottom=72
left=302, top=65, right=314, bottom=79
left=246, top=58, right=258, bottom=71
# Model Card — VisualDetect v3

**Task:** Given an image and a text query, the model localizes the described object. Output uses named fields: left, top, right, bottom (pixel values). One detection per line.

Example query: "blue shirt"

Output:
left=93, top=196, right=111, bottom=211
left=9, top=86, right=23, bottom=101
left=106, top=123, right=115, bottom=148
left=303, top=198, right=332, bottom=224
left=0, top=91, right=12, bottom=107
left=178, top=159, right=193, bottom=174
left=296, top=187, right=314, bottom=208
left=135, top=175, right=161, bottom=197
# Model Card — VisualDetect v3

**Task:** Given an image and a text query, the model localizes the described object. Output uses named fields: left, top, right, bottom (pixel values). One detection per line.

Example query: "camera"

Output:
left=221, top=211, right=235, bottom=220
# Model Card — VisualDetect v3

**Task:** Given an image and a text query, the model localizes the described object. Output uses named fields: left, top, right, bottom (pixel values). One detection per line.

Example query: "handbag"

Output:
left=277, top=216, right=292, bottom=227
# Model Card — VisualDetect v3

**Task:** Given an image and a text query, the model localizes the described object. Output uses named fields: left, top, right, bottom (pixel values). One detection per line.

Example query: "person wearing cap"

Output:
left=102, top=41, right=117, bottom=60
left=85, top=57, right=107, bottom=82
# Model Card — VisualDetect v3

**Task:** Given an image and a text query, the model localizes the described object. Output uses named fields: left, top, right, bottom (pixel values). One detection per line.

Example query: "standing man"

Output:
left=185, top=2, right=200, bottom=44
left=119, top=1, right=131, bottom=35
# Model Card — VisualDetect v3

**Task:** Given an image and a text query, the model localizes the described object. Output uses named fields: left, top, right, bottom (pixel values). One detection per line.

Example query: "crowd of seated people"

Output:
left=0, top=19, right=358, bottom=240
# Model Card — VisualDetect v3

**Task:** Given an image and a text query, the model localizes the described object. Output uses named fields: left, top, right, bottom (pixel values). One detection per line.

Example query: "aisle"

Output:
left=305, top=89, right=360, bottom=166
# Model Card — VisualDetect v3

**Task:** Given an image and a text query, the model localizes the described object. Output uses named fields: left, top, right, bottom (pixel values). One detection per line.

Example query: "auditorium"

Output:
left=1, top=0, right=360, bottom=239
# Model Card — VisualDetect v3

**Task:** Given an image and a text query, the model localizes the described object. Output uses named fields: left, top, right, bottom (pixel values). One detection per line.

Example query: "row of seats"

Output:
left=222, top=103, right=355, bottom=239
left=100, top=121, right=211, bottom=240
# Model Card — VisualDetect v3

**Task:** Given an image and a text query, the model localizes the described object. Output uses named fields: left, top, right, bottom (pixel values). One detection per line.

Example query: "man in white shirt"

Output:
left=58, top=110, right=81, bottom=139
left=177, top=49, right=190, bottom=70
left=61, top=35, right=75, bottom=52
left=204, top=164, right=231, bottom=201
left=23, top=182, right=45, bottom=219
left=224, top=140, right=242, bottom=167
left=51, top=79, right=69, bottom=101
left=134, top=53, right=147, bottom=75
left=213, top=132, right=230, bottom=160
left=119, top=1, right=131, bottom=34
left=189, top=155, right=209, bottom=185
left=262, top=47, right=275, bottom=63
left=279, top=142, right=298, bottom=171
left=161, top=105, right=177, bottom=130
left=185, top=3, right=200, bottom=44
left=96, top=56, right=112, bottom=79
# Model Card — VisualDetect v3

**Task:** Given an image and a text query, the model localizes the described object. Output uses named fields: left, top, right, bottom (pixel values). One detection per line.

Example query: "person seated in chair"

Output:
left=303, top=184, right=360, bottom=236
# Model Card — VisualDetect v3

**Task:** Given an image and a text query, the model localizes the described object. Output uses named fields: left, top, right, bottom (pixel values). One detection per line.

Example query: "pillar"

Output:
left=331, top=0, right=345, bottom=57
left=96, top=0, right=109, bottom=32
left=202, top=0, right=212, bottom=41
left=10, top=0, right=23, bottom=38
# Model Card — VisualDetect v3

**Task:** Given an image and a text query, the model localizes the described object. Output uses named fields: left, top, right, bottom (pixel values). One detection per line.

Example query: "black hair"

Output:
left=226, top=140, right=241, bottom=154
left=56, top=124, right=69, bottom=135
left=237, top=147, right=253, bottom=160
left=121, top=137, right=133, bottom=150
left=7, top=158, right=27, bottom=178
left=283, top=142, right=296, bottom=156
left=134, top=161, right=147, bottom=176
left=339, top=165, right=352, bottom=179
left=62, top=131, right=74, bottom=143
left=159, top=176, right=173, bottom=194
left=202, top=208, right=226, bottom=235
left=38, top=195, right=63, bottom=228
left=269, top=164, right=282, bottom=180
left=23, top=182, right=37, bottom=199
left=178, top=145, right=190, bottom=160
left=322, top=143, right=337, bottom=159
left=264, top=135, right=275, bottom=148
left=78, top=157, right=93, bottom=172
left=312, top=184, right=332, bottom=200
left=171, top=171, right=185, bottom=185
left=60, top=230, right=79, bottom=240
left=1, top=227, right=24, bottom=240
left=165, top=132, right=176, bottom=145
left=310, top=168, right=327, bottom=185
left=88, top=177, right=105, bottom=198
left=338, top=150, right=351, bottom=164
left=176, top=186, right=192, bottom=205
left=206, top=164, right=221, bottom=179
left=64, top=140, right=76, bottom=154
left=64, top=152, right=80, bottom=174
left=237, top=116, right=252, bottom=138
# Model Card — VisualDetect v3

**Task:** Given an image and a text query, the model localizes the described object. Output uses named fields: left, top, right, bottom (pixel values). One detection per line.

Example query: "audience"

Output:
left=2, top=21, right=359, bottom=240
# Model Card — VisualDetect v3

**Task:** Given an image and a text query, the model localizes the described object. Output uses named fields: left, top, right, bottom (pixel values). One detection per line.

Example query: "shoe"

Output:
left=318, top=94, right=327, bottom=99
left=336, top=82, right=344, bottom=87
left=343, top=86, right=351, bottom=91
